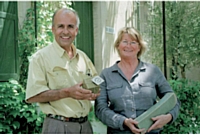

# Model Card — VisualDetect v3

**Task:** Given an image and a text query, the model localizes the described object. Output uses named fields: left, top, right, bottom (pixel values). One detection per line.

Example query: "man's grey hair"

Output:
left=52, top=8, right=80, bottom=28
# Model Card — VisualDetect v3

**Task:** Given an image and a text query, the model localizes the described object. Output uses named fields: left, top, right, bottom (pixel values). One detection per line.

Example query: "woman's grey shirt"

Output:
left=95, top=60, right=180, bottom=131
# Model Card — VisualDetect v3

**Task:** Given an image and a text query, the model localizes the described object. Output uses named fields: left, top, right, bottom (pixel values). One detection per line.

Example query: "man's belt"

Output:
left=47, top=114, right=88, bottom=123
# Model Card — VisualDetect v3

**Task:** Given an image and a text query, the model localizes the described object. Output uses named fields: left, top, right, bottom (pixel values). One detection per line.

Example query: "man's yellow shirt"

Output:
left=26, top=40, right=98, bottom=118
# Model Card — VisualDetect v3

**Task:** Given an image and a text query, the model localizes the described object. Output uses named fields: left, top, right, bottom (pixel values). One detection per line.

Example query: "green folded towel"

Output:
left=135, top=92, right=177, bottom=133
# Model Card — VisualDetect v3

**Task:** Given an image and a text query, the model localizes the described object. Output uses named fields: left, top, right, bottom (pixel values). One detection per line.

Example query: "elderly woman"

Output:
left=95, top=27, right=180, bottom=134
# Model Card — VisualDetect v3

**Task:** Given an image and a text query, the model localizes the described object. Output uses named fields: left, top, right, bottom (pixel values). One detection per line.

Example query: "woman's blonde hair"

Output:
left=114, top=27, right=147, bottom=58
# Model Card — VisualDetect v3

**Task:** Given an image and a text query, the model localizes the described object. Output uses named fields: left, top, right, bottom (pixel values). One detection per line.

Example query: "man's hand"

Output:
left=65, top=82, right=100, bottom=100
left=147, top=114, right=172, bottom=132
left=124, top=118, right=146, bottom=134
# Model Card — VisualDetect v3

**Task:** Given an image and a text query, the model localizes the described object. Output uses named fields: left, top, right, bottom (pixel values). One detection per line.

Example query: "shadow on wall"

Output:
left=102, top=2, right=119, bottom=69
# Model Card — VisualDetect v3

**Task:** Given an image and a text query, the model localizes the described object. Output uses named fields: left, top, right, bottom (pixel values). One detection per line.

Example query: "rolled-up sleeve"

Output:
left=26, top=53, right=49, bottom=101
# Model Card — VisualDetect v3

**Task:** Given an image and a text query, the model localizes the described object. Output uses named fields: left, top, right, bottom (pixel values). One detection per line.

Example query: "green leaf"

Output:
left=13, top=121, right=20, bottom=129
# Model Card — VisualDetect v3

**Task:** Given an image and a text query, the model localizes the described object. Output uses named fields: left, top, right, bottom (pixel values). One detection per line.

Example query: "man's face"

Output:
left=52, top=10, right=78, bottom=50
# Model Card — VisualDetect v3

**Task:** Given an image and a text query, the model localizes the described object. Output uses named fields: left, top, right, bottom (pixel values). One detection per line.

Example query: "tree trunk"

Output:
left=180, top=64, right=186, bottom=79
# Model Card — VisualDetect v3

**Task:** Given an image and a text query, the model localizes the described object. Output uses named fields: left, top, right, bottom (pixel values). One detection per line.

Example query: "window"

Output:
left=0, top=2, right=19, bottom=81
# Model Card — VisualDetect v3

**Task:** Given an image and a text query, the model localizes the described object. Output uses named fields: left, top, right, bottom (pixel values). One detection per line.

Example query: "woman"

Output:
left=95, top=27, right=180, bottom=134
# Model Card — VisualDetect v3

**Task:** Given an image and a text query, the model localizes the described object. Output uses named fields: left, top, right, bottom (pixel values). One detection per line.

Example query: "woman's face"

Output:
left=117, top=33, right=140, bottom=59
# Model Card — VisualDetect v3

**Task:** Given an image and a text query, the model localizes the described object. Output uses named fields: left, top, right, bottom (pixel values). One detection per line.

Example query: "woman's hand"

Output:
left=123, top=118, right=145, bottom=134
left=147, top=114, right=172, bottom=132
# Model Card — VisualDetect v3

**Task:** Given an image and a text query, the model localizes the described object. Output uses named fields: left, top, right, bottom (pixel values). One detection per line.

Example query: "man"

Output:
left=26, top=8, right=99, bottom=134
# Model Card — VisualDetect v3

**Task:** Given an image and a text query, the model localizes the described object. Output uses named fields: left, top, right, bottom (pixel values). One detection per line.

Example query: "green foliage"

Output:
left=0, top=79, right=45, bottom=133
left=145, top=2, right=200, bottom=79
left=165, top=2, right=200, bottom=79
left=11, top=1, right=73, bottom=133
left=143, top=2, right=164, bottom=68
left=162, top=79, right=200, bottom=134
left=143, top=3, right=200, bottom=132
left=18, top=7, right=37, bottom=87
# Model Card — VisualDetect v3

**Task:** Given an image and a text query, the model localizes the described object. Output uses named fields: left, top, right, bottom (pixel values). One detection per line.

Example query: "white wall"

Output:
left=186, top=66, right=200, bottom=81
left=93, top=1, right=137, bottom=74
left=18, top=1, right=31, bottom=29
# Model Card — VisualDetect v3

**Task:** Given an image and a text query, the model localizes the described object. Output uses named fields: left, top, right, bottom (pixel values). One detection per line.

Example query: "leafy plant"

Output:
left=141, top=3, right=200, bottom=133
left=18, top=7, right=37, bottom=87
left=162, top=79, right=200, bottom=134
left=0, top=79, right=45, bottom=133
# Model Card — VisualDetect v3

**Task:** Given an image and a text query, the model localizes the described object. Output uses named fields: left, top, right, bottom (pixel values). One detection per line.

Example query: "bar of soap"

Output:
left=135, top=93, right=177, bottom=133
left=82, top=76, right=104, bottom=93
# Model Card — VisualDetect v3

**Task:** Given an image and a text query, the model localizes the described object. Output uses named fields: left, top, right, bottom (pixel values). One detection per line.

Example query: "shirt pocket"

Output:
left=138, top=82, right=156, bottom=97
left=47, top=67, right=69, bottom=89
left=136, top=82, right=157, bottom=110
left=107, top=83, right=123, bottom=101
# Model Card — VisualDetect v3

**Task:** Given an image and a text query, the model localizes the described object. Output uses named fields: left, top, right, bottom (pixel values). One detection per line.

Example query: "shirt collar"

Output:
left=135, top=59, right=146, bottom=71
left=111, top=59, right=146, bottom=72
left=52, top=40, right=78, bottom=58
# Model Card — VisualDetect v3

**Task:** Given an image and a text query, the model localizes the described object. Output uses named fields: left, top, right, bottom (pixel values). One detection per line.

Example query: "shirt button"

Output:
left=132, top=109, right=134, bottom=111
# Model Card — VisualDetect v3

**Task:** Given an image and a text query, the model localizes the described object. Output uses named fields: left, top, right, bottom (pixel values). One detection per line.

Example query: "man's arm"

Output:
left=26, top=82, right=99, bottom=103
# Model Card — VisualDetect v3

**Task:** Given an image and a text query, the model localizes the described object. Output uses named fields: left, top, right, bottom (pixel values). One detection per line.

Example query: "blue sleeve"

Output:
left=94, top=70, right=127, bottom=130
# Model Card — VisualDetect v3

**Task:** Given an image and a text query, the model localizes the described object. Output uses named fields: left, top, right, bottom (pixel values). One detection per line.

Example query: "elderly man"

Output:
left=26, top=8, right=99, bottom=134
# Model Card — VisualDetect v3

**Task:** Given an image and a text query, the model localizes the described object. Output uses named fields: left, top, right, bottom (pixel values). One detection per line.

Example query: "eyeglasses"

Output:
left=121, top=40, right=138, bottom=46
